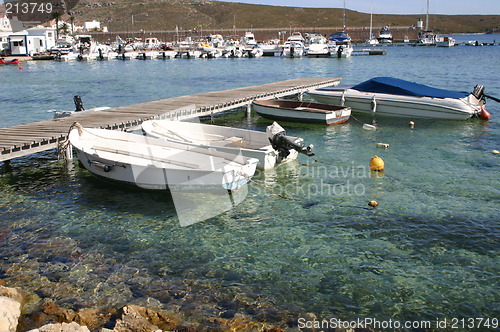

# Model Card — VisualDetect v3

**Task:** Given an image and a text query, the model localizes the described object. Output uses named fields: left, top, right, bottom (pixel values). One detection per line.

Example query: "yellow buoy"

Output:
left=368, top=200, right=379, bottom=208
left=370, top=155, right=385, bottom=171
left=493, top=150, right=500, bottom=154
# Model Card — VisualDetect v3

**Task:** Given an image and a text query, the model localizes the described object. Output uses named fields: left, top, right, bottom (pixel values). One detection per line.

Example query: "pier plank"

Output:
left=0, top=78, right=340, bottom=162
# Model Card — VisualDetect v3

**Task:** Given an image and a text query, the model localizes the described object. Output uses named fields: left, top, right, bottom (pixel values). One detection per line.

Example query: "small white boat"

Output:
left=306, top=77, right=491, bottom=120
left=52, top=96, right=109, bottom=119
left=328, top=32, right=353, bottom=58
left=281, top=41, right=306, bottom=58
left=141, top=120, right=313, bottom=170
left=436, top=36, right=456, bottom=47
left=377, top=26, right=393, bottom=44
left=68, top=124, right=258, bottom=191
left=252, top=99, right=351, bottom=125
left=306, top=35, right=330, bottom=58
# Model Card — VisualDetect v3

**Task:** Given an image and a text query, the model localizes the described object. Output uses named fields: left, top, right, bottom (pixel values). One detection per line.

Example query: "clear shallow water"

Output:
left=1, top=35, right=499, bottom=328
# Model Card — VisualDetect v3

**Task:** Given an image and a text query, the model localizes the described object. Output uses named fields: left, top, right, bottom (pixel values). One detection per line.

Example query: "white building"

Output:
left=8, top=27, right=56, bottom=55
left=84, top=20, right=100, bottom=31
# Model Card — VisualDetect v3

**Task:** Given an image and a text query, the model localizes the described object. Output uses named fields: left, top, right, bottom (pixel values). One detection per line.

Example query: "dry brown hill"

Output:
left=67, top=0, right=499, bottom=35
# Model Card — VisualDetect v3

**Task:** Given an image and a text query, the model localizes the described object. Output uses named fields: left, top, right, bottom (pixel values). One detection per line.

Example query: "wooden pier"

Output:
left=0, top=77, right=340, bottom=162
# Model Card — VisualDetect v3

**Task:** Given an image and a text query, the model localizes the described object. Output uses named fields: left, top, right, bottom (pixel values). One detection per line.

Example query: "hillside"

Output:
left=67, top=0, right=499, bottom=34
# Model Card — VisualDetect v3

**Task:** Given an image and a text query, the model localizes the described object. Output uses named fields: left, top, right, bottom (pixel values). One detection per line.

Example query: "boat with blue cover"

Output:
left=306, top=77, right=490, bottom=120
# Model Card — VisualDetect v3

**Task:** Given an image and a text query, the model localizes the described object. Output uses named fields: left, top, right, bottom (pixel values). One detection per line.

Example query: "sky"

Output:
left=214, top=0, right=500, bottom=15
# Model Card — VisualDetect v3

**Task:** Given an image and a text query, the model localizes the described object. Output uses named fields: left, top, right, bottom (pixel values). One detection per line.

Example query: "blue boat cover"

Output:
left=329, top=32, right=351, bottom=42
left=351, top=77, right=469, bottom=99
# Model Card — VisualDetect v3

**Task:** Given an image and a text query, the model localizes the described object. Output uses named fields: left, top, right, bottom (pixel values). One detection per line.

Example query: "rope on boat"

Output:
left=57, top=122, right=83, bottom=161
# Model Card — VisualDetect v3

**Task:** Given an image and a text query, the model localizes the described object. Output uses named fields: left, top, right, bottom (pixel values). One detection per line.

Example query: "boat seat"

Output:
left=224, top=136, right=244, bottom=144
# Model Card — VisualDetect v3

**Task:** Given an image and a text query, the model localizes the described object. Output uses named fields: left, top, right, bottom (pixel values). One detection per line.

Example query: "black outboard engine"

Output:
left=266, top=122, right=314, bottom=159
left=74, top=95, right=85, bottom=112
left=472, top=84, right=485, bottom=101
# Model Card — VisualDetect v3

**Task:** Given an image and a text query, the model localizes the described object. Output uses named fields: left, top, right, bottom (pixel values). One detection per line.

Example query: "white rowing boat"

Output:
left=141, top=120, right=313, bottom=170
left=252, top=99, right=351, bottom=125
left=68, top=123, right=258, bottom=191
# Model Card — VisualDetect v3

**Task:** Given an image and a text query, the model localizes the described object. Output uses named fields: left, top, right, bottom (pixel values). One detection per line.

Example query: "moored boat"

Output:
left=252, top=99, right=351, bottom=125
left=141, top=120, right=313, bottom=170
left=68, top=123, right=258, bottom=191
left=0, top=58, right=20, bottom=65
left=306, top=77, right=491, bottom=120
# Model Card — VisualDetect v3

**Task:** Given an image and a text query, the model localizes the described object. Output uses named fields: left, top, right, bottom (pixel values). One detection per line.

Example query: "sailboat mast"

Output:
left=343, top=0, right=347, bottom=32
left=425, top=0, right=429, bottom=31
left=369, top=0, right=373, bottom=38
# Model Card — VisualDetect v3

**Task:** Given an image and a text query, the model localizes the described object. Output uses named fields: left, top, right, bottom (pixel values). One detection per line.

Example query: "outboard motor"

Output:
left=74, top=95, right=85, bottom=112
left=266, top=122, right=314, bottom=159
left=472, top=84, right=485, bottom=101
left=337, top=46, right=344, bottom=58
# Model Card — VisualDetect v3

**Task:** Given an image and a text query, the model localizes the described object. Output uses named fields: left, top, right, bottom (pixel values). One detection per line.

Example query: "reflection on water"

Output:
left=1, top=39, right=499, bottom=327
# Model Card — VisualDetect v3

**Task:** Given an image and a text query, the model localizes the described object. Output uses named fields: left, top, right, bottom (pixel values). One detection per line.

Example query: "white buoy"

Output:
left=363, top=123, right=377, bottom=131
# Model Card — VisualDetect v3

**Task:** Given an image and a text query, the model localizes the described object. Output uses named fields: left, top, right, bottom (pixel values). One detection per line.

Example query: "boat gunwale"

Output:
left=252, top=99, right=350, bottom=114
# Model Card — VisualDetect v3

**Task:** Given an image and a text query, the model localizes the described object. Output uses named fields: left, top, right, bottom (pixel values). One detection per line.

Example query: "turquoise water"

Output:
left=1, top=34, right=499, bottom=329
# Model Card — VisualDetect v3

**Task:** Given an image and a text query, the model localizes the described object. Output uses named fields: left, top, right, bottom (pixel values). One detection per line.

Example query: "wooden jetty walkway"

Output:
left=0, top=77, right=340, bottom=162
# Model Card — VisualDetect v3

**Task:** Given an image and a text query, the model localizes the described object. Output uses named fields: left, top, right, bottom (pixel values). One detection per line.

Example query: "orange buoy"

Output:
left=18, top=66, right=23, bottom=70
left=479, top=106, right=490, bottom=120
left=370, top=155, right=384, bottom=171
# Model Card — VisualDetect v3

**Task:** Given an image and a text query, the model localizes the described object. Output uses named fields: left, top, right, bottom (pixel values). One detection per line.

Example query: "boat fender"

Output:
left=376, top=143, right=389, bottom=149
left=409, top=121, right=415, bottom=128
left=363, top=123, right=377, bottom=131
left=340, top=91, right=346, bottom=106
left=479, top=106, right=491, bottom=120
left=371, top=96, right=377, bottom=113
left=369, top=155, right=384, bottom=171
left=89, top=160, right=114, bottom=172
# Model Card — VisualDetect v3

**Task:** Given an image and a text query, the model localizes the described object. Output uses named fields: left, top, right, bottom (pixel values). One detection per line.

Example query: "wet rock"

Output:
left=27, top=322, right=90, bottom=332
left=74, top=308, right=114, bottom=331
left=110, top=304, right=182, bottom=331
left=215, top=317, right=276, bottom=331
left=0, top=296, right=21, bottom=332
left=0, top=285, right=24, bottom=305
left=42, top=301, right=76, bottom=322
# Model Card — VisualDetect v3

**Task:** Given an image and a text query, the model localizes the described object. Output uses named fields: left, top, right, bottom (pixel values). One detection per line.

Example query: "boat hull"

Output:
left=307, top=88, right=481, bottom=120
left=141, top=120, right=301, bottom=170
left=252, top=100, right=351, bottom=125
left=69, top=126, right=258, bottom=191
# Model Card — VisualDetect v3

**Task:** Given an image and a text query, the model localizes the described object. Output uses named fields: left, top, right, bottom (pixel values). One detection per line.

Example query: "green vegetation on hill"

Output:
left=69, top=0, right=499, bottom=34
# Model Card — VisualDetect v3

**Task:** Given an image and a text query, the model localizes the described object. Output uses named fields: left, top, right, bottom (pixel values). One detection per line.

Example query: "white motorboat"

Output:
left=141, top=120, right=313, bottom=170
left=68, top=124, right=258, bottom=191
left=329, top=0, right=353, bottom=58
left=306, top=77, right=491, bottom=120
left=241, top=32, right=257, bottom=47
left=377, top=26, right=393, bottom=44
left=252, top=99, right=351, bottom=125
left=281, top=41, right=306, bottom=58
left=436, top=36, right=456, bottom=47
left=306, top=35, right=330, bottom=58
left=328, top=32, right=353, bottom=58
left=243, top=46, right=263, bottom=58
left=52, top=96, right=110, bottom=119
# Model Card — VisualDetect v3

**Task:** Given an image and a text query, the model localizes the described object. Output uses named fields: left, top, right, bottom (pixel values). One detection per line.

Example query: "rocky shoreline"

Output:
left=1, top=283, right=291, bottom=331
